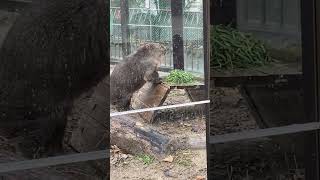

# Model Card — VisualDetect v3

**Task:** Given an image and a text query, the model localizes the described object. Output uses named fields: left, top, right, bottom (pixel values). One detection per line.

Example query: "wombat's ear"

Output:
left=145, top=43, right=152, bottom=49
left=137, top=43, right=148, bottom=52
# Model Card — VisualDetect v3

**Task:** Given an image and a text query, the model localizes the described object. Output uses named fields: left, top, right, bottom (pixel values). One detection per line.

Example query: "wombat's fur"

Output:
left=110, top=43, right=166, bottom=111
left=0, top=0, right=108, bottom=157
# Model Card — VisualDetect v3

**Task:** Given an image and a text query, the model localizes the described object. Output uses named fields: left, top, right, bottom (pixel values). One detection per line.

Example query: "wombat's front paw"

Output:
left=154, top=78, right=163, bottom=84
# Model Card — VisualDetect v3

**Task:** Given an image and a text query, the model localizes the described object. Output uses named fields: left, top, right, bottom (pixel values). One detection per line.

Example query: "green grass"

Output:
left=136, top=154, right=154, bottom=165
left=165, top=70, right=196, bottom=85
left=210, top=25, right=272, bottom=70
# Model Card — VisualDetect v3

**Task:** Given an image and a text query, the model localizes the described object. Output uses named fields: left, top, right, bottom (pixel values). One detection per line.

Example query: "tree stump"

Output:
left=131, top=82, right=171, bottom=123
left=64, top=75, right=109, bottom=175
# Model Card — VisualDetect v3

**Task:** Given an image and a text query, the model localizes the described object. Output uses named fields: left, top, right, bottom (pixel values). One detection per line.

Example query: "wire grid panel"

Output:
left=110, top=7, right=204, bottom=73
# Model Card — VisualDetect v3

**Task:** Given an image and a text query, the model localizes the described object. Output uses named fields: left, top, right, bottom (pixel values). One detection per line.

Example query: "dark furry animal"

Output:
left=110, top=43, right=166, bottom=111
left=0, top=0, right=108, bottom=157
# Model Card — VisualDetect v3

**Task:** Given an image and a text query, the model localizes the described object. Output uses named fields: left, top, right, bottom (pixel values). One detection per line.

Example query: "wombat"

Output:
left=110, top=43, right=166, bottom=111
left=0, top=0, right=108, bottom=157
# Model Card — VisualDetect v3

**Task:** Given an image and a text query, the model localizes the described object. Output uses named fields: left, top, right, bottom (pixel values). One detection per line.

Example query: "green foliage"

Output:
left=165, top=70, right=196, bottom=85
left=210, top=25, right=272, bottom=69
left=137, top=154, right=154, bottom=165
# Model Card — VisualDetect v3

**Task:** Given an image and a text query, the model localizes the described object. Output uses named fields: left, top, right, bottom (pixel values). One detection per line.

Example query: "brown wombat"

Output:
left=110, top=43, right=166, bottom=111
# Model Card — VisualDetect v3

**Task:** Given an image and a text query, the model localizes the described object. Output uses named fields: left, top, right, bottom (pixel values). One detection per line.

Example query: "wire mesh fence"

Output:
left=110, top=7, right=204, bottom=73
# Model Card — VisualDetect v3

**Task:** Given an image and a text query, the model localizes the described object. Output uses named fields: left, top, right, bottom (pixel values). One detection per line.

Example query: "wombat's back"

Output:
left=110, top=58, right=146, bottom=101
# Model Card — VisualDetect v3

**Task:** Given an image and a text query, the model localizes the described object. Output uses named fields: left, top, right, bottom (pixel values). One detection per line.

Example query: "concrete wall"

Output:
left=237, top=0, right=301, bottom=48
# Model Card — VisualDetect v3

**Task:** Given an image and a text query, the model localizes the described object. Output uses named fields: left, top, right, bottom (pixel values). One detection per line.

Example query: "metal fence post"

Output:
left=120, top=0, right=131, bottom=56
left=171, top=0, right=184, bottom=70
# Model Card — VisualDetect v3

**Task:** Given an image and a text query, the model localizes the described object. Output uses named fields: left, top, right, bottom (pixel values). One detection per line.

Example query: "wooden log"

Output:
left=110, top=114, right=206, bottom=158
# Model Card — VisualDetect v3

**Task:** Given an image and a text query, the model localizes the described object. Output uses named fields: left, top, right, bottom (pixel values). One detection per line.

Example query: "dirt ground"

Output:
left=111, top=148, right=206, bottom=180
left=208, top=88, right=306, bottom=180
left=110, top=88, right=207, bottom=180
left=209, top=87, right=259, bottom=135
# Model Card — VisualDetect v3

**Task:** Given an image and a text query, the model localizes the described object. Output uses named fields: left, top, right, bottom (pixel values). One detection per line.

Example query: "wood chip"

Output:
left=195, top=175, right=205, bottom=180
left=162, top=155, right=174, bottom=163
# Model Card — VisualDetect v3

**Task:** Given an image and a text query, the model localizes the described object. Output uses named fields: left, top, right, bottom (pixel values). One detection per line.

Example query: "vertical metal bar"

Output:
left=314, top=0, right=320, bottom=177
left=107, top=0, right=110, bottom=176
left=245, top=0, right=249, bottom=25
left=280, top=0, right=284, bottom=28
left=149, top=0, right=152, bottom=41
left=203, top=0, right=210, bottom=179
left=301, top=0, right=320, bottom=179
left=171, top=0, right=184, bottom=70
left=261, top=0, right=266, bottom=25
left=120, top=0, right=130, bottom=56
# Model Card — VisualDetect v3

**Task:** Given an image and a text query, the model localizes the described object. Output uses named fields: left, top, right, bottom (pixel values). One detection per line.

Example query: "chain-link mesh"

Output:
left=110, top=7, right=204, bottom=73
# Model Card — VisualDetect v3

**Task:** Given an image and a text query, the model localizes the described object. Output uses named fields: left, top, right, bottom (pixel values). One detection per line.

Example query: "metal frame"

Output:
left=300, top=0, right=319, bottom=179
left=203, top=0, right=211, bottom=178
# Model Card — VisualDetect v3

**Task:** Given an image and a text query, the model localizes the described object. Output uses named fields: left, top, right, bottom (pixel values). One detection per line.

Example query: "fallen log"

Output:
left=110, top=114, right=206, bottom=158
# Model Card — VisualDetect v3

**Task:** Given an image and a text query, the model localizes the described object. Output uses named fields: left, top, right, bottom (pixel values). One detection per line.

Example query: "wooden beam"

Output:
left=211, top=74, right=302, bottom=87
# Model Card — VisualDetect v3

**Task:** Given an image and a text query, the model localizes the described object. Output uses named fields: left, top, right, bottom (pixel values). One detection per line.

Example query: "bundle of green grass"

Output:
left=165, top=69, right=195, bottom=85
left=211, top=25, right=271, bottom=69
